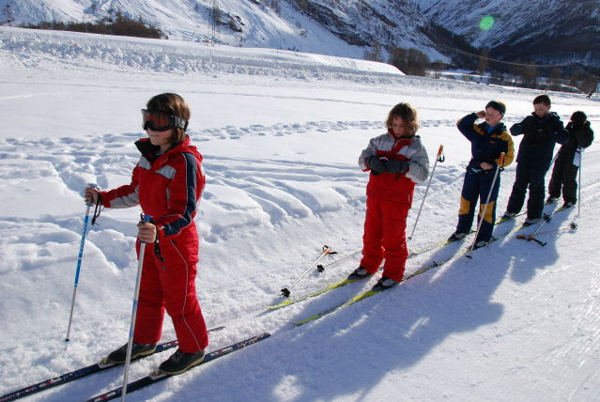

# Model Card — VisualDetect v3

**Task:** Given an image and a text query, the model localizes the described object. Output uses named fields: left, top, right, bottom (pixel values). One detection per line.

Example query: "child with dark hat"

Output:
left=546, top=111, right=594, bottom=208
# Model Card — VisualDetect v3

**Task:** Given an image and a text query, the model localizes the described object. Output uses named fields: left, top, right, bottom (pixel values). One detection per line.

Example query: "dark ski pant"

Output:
left=548, top=160, right=579, bottom=204
left=506, top=163, right=547, bottom=220
left=360, top=198, right=409, bottom=282
left=455, top=168, right=500, bottom=242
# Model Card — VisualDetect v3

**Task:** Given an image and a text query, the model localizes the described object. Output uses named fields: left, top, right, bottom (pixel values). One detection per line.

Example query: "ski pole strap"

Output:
left=322, top=245, right=336, bottom=255
left=91, top=197, right=102, bottom=226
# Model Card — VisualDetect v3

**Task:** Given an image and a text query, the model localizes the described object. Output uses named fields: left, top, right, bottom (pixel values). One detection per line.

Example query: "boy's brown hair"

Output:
left=146, top=93, right=190, bottom=144
left=385, top=102, right=420, bottom=136
left=533, top=94, right=551, bottom=106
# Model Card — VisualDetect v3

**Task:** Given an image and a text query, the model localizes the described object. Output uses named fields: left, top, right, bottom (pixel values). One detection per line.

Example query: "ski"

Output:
left=494, top=210, right=528, bottom=225
left=86, top=332, right=271, bottom=402
left=0, top=326, right=225, bottom=402
left=515, top=205, right=575, bottom=245
left=291, top=221, right=529, bottom=326
left=290, top=288, right=384, bottom=326
left=266, top=277, right=360, bottom=310
left=266, top=212, right=527, bottom=311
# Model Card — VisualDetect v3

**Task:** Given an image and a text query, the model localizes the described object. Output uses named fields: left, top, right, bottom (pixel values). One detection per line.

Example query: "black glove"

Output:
left=368, top=156, right=386, bottom=174
left=385, top=159, right=409, bottom=174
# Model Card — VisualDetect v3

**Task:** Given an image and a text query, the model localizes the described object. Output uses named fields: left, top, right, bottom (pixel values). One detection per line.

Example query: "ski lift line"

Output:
left=429, top=40, right=585, bottom=69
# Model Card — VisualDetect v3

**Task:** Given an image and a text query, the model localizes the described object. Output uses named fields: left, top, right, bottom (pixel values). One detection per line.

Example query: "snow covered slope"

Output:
left=3, top=0, right=596, bottom=67
left=0, top=0, right=448, bottom=61
left=1, top=26, right=600, bottom=402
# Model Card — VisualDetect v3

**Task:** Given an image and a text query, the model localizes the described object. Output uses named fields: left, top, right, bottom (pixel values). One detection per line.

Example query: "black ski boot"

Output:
left=348, top=266, right=374, bottom=280
left=447, top=232, right=467, bottom=242
left=372, top=276, right=399, bottom=291
left=159, top=348, right=206, bottom=375
left=105, top=342, right=157, bottom=364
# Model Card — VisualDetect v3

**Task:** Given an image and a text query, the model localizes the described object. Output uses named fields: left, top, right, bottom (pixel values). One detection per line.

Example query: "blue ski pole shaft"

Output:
left=121, top=215, right=153, bottom=402
left=65, top=185, right=97, bottom=343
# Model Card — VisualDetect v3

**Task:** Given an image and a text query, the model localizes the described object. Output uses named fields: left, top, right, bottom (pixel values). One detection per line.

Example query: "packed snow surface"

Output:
left=1, top=27, right=599, bottom=402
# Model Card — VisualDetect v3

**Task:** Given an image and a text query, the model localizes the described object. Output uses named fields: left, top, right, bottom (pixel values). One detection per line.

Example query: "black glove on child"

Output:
left=571, top=110, right=587, bottom=130
left=368, top=156, right=409, bottom=174
left=385, top=159, right=409, bottom=174
left=368, top=156, right=386, bottom=174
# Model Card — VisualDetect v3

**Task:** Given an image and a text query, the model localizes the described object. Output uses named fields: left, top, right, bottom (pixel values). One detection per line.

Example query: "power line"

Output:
left=430, top=40, right=585, bottom=69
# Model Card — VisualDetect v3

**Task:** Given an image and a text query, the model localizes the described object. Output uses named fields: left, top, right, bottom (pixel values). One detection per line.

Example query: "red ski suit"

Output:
left=100, top=136, right=209, bottom=353
left=359, top=131, right=429, bottom=281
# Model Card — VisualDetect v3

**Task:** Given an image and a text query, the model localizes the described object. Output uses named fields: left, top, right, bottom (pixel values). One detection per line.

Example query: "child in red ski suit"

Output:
left=349, top=103, right=430, bottom=290
left=86, top=93, right=208, bottom=375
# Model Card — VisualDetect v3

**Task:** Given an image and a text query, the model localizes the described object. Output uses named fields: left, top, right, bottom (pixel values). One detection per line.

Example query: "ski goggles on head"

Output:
left=141, top=109, right=188, bottom=132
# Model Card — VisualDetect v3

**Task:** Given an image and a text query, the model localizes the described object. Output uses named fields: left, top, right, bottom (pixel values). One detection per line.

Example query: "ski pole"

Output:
left=316, top=249, right=361, bottom=273
left=528, top=221, right=578, bottom=237
left=281, top=245, right=334, bottom=297
left=516, top=213, right=552, bottom=246
left=408, top=144, right=444, bottom=240
left=65, top=183, right=98, bottom=343
left=466, top=153, right=505, bottom=258
left=577, top=148, right=582, bottom=218
left=121, top=214, right=153, bottom=402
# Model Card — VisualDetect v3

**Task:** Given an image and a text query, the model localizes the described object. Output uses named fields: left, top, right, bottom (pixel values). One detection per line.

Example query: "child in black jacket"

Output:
left=502, top=95, right=568, bottom=225
left=547, top=111, right=594, bottom=208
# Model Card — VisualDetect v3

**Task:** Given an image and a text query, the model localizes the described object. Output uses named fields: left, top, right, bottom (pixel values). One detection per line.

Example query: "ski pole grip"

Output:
left=437, top=144, right=445, bottom=162
left=139, top=214, right=154, bottom=244
left=85, top=183, right=99, bottom=206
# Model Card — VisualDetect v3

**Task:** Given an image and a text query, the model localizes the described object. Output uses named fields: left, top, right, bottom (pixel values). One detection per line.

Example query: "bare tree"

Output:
left=388, top=47, right=429, bottom=76
left=2, top=4, right=14, bottom=25
left=364, top=41, right=382, bottom=62
left=548, top=67, right=562, bottom=91
left=580, top=75, right=598, bottom=94
left=477, top=47, right=489, bottom=82
left=521, top=63, right=538, bottom=89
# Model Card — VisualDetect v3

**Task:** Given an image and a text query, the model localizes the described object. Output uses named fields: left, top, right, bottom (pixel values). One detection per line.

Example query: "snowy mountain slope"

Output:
left=281, top=0, right=450, bottom=60
left=0, top=0, right=369, bottom=58
left=3, top=0, right=596, bottom=68
left=418, top=0, right=600, bottom=68
left=1, top=27, right=600, bottom=402
left=0, top=0, right=450, bottom=61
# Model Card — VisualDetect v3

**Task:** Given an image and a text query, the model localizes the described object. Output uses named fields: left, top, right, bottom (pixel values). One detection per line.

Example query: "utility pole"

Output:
left=210, top=0, right=219, bottom=46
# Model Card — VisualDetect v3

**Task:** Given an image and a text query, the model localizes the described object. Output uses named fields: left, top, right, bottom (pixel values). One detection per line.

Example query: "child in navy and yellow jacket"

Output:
left=449, top=101, right=514, bottom=248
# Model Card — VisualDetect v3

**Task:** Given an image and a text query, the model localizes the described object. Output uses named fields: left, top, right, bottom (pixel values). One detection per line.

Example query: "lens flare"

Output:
left=480, top=16, right=495, bottom=31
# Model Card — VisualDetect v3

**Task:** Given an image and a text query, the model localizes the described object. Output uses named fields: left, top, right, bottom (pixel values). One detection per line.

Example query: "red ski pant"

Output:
left=360, top=198, right=409, bottom=282
left=133, top=237, right=209, bottom=353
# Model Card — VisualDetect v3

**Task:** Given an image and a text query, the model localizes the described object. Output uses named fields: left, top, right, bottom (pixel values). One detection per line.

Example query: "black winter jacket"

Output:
left=555, top=121, right=594, bottom=165
left=510, top=111, right=569, bottom=171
